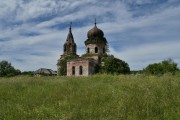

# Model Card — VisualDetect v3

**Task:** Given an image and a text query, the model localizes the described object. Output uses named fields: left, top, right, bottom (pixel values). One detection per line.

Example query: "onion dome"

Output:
left=85, top=20, right=107, bottom=46
left=87, top=20, right=104, bottom=38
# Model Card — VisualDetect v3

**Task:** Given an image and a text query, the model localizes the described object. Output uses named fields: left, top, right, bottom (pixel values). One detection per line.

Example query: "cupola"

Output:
left=87, top=21, right=104, bottom=38
left=85, top=19, right=108, bottom=54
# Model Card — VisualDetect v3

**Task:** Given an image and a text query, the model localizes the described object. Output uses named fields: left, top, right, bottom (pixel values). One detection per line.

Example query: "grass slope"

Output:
left=0, top=74, right=180, bottom=120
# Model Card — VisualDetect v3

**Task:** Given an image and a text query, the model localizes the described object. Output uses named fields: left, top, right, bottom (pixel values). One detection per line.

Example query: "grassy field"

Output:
left=0, top=74, right=180, bottom=120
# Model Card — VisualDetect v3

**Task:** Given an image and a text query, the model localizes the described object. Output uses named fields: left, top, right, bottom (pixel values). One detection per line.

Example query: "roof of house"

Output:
left=34, top=68, right=57, bottom=75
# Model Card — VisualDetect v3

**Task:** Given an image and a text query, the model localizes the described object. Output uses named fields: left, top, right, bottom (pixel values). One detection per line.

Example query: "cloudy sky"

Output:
left=0, top=0, right=180, bottom=71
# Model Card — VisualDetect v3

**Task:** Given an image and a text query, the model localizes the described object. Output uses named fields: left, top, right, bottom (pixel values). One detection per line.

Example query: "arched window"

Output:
left=87, top=48, right=90, bottom=53
left=95, top=47, right=98, bottom=53
left=79, top=66, right=83, bottom=75
left=74, top=45, right=76, bottom=53
left=72, top=66, right=75, bottom=75
left=103, top=47, right=105, bottom=53
left=64, top=45, right=66, bottom=52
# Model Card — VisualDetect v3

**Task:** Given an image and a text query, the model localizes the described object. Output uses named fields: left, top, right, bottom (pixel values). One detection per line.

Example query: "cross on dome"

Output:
left=95, top=18, right=96, bottom=26
left=69, top=22, right=72, bottom=32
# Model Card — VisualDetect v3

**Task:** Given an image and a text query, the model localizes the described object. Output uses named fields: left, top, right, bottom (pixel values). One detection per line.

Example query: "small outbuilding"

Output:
left=34, top=68, right=57, bottom=76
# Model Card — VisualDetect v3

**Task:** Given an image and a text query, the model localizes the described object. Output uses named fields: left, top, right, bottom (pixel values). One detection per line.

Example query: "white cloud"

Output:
left=0, top=0, right=19, bottom=16
left=122, top=0, right=153, bottom=5
left=16, top=0, right=70, bottom=21
left=0, top=0, right=180, bottom=71
left=110, top=40, right=180, bottom=70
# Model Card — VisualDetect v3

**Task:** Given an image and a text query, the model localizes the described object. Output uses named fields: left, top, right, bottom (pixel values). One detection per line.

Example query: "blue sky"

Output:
left=0, top=0, right=180, bottom=71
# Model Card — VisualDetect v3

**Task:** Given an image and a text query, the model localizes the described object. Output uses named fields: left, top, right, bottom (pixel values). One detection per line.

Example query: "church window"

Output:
left=95, top=47, right=98, bottom=53
left=64, top=46, right=66, bottom=52
left=72, top=66, right=75, bottom=75
left=103, top=47, right=105, bottom=53
left=87, top=48, right=90, bottom=53
left=74, top=45, right=76, bottom=53
left=79, top=66, right=83, bottom=75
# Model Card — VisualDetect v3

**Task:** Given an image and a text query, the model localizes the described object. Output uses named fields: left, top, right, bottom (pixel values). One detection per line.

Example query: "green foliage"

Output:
left=84, top=37, right=107, bottom=45
left=81, top=53, right=108, bottom=58
left=80, top=54, right=130, bottom=75
left=131, top=70, right=141, bottom=74
left=81, top=54, right=130, bottom=75
left=0, top=75, right=180, bottom=119
left=143, top=59, right=178, bottom=75
left=81, top=53, right=98, bottom=57
left=101, top=55, right=130, bottom=74
left=57, top=55, right=78, bottom=76
left=58, top=59, right=67, bottom=76
left=21, top=71, right=34, bottom=76
left=0, top=60, right=21, bottom=77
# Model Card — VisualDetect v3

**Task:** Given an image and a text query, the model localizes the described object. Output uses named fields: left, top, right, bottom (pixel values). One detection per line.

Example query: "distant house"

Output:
left=34, top=68, right=57, bottom=76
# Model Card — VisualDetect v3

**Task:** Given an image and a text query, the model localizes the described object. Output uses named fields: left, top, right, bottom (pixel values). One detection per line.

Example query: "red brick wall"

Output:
left=67, top=60, right=90, bottom=76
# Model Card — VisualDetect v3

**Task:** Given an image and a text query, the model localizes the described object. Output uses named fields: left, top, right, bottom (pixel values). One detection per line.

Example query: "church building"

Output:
left=57, top=21, right=108, bottom=76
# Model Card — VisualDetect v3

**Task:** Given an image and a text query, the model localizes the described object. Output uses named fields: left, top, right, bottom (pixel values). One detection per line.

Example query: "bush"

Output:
left=0, top=60, right=21, bottom=77
left=21, top=71, right=34, bottom=76
left=101, top=55, right=130, bottom=74
left=143, top=59, right=178, bottom=75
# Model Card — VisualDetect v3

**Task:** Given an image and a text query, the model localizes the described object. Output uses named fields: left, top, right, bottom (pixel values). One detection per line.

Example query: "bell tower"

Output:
left=57, top=23, right=78, bottom=76
left=63, top=22, right=77, bottom=55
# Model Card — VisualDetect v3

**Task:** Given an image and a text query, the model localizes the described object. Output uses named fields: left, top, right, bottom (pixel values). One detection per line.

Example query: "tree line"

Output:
left=0, top=61, right=33, bottom=77
left=143, top=59, right=178, bottom=75
left=0, top=58, right=179, bottom=77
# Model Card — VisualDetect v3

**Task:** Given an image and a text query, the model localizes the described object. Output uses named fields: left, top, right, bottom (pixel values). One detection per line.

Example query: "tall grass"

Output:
left=0, top=74, right=180, bottom=120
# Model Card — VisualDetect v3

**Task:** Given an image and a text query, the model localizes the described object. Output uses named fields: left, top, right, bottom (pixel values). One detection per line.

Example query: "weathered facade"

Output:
left=67, top=58, right=97, bottom=76
left=57, top=21, right=108, bottom=76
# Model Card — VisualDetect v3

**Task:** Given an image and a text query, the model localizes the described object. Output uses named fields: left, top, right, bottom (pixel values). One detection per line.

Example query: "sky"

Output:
left=0, top=0, right=180, bottom=71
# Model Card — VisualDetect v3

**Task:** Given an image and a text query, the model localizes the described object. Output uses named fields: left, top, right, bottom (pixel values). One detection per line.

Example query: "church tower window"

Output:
left=103, top=47, right=105, bottom=53
left=74, top=45, right=76, bottom=53
left=95, top=47, right=98, bottom=53
left=87, top=48, right=90, bottom=53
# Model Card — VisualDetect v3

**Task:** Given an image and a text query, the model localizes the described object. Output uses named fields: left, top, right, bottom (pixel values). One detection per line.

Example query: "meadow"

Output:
left=0, top=74, right=180, bottom=120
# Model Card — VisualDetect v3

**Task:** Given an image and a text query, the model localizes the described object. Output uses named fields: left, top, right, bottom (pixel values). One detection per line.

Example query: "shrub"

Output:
left=21, top=71, right=34, bottom=76
left=143, top=59, right=178, bottom=75
left=0, top=60, right=21, bottom=77
left=100, top=55, right=130, bottom=74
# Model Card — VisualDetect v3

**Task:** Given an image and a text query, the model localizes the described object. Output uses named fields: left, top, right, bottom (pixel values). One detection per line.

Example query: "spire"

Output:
left=66, top=22, right=74, bottom=42
left=69, top=22, right=72, bottom=32
left=63, top=22, right=77, bottom=55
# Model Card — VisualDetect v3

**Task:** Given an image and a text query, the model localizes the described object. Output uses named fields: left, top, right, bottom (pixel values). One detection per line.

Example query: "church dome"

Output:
left=87, top=23, right=104, bottom=38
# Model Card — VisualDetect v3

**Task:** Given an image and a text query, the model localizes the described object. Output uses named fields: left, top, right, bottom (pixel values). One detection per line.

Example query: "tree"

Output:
left=143, top=59, right=178, bottom=75
left=0, top=61, right=21, bottom=77
left=21, top=71, right=34, bottom=76
left=101, top=55, right=130, bottom=74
